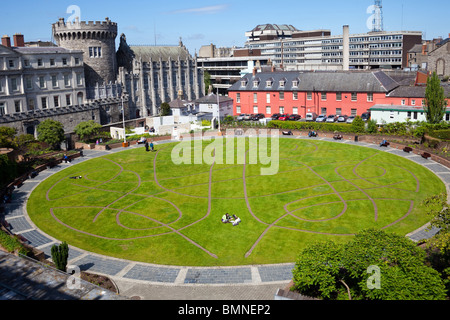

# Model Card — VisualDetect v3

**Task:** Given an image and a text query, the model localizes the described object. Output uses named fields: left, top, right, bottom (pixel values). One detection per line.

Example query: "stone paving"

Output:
left=1, top=136, right=447, bottom=300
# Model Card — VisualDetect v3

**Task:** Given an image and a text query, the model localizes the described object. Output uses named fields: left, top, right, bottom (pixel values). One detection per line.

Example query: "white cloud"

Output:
left=168, top=4, right=229, bottom=15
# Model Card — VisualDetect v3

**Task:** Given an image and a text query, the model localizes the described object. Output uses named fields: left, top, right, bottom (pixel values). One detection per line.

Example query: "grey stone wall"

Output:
left=428, top=42, right=450, bottom=77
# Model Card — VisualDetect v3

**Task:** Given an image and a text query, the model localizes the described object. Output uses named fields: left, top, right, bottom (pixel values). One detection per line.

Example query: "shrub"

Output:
left=429, top=129, right=450, bottom=141
left=351, top=116, right=365, bottom=133
left=0, top=230, right=29, bottom=255
left=51, top=241, right=69, bottom=272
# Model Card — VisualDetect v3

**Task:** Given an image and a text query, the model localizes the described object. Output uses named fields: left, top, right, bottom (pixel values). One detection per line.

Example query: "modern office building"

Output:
left=244, top=24, right=423, bottom=71
left=198, top=44, right=270, bottom=95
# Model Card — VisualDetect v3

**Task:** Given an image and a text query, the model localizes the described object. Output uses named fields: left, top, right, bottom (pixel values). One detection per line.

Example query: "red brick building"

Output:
left=228, top=70, right=449, bottom=119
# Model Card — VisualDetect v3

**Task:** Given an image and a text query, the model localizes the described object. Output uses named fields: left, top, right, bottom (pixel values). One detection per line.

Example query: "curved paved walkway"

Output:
left=2, top=135, right=446, bottom=299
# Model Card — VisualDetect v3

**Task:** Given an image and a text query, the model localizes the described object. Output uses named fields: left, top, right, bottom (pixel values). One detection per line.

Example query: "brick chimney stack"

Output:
left=13, top=34, right=25, bottom=47
left=1, top=35, right=11, bottom=47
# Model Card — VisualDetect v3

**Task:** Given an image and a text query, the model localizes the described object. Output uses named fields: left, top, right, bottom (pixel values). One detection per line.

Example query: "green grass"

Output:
left=26, top=138, right=446, bottom=266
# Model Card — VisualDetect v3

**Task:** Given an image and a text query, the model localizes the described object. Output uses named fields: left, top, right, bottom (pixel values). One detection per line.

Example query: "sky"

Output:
left=0, top=0, right=449, bottom=55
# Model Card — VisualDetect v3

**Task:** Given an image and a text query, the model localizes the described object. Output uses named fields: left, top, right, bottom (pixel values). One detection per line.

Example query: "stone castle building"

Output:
left=116, top=35, right=204, bottom=118
left=52, top=17, right=118, bottom=88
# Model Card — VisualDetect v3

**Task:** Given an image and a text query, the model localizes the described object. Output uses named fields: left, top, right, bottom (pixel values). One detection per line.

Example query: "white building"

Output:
left=245, top=24, right=422, bottom=71
left=0, top=35, right=86, bottom=118
left=370, top=104, right=450, bottom=124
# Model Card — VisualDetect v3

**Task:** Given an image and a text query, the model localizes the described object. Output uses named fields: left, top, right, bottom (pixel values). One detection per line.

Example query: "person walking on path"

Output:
left=145, top=141, right=149, bottom=152
left=150, top=141, right=155, bottom=152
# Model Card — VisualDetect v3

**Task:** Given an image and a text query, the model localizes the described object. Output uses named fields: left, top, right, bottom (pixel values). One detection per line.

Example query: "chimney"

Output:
left=13, top=33, right=24, bottom=47
left=342, top=25, right=350, bottom=71
left=253, top=67, right=257, bottom=76
left=1, top=35, right=11, bottom=47
left=422, top=44, right=426, bottom=55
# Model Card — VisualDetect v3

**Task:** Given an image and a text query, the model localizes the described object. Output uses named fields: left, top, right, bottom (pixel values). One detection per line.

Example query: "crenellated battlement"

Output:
left=53, top=17, right=118, bottom=34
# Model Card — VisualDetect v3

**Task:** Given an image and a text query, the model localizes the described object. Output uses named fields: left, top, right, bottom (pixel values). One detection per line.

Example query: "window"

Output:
left=236, top=93, right=241, bottom=103
left=89, top=48, right=102, bottom=58
left=279, top=107, right=285, bottom=114
left=41, top=97, right=47, bottom=109
left=279, top=92, right=284, bottom=100
left=321, top=92, right=327, bottom=101
left=75, top=58, right=80, bottom=65
left=9, top=60, right=14, bottom=68
left=28, top=99, right=35, bottom=111
left=401, top=99, right=406, bottom=106
left=367, top=93, right=373, bottom=102
left=266, top=93, right=271, bottom=104
left=0, top=102, right=6, bottom=115
left=26, top=77, right=33, bottom=90
left=62, top=58, right=67, bottom=65
left=413, top=112, right=418, bottom=120
left=279, top=80, right=285, bottom=88
left=292, top=107, right=298, bottom=115
left=253, top=93, right=258, bottom=103
left=236, top=106, right=241, bottom=114
left=64, top=74, right=70, bottom=87
left=307, top=92, right=312, bottom=100
left=266, top=106, right=271, bottom=114
left=50, top=59, right=55, bottom=66
left=53, top=96, right=59, bottom=108
left=39, top=76, right=46, bottom=89
left=293, top=92, right=298, bottom=100
left=11, top=78, right=18, bottom=91
left=336, top=92, right=342, bottom=101
left=66, top=94, right=71, bottom=106
left=14, top=100, right=21, bottom=113
left=446, top=113, right=450, bottom=122
left=336, top=108, right=342, bottom=115
left=253, top=80, right=259, bottom=88
left=37, top=59, right=43, bottom=67
left=52, top=75, right=58, bottom=88
left=76, top=74, right=83, bottom=86
left=412, top=99, right=416, bottom=106
left=24, top=60, right=30, bottom=67
left=351, top=92, right=357, bottom=101
left=407, top=111, right=412, bottom=119
left=253, top=106, right=258, bottom=114
left=351, top=109, right=357, bottom=116
left=321, top=107, right=327, bottom=115
left=292, top=80, right=299, bottom=87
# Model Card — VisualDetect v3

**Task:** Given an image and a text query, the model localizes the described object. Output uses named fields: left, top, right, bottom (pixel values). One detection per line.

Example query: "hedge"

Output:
left=267, top=120, right=358, bottom=133
left=0, top=229, right=29, bottom=255
left=429, top=129, right=450, bottom=141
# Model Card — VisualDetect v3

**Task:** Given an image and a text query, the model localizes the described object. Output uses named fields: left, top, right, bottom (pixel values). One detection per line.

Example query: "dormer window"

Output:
left=253, top=79, right=260, bottom=88
left=266, top=80, right=273, bottom=87
left=292, top=80, right=299, bottom=87
left=241, top=80, right=248, bottom=87
left=279, top=80, right=285, bottom=88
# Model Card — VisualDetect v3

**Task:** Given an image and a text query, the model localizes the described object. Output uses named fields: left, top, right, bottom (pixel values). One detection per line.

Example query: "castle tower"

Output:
left=52, top=17, right=118, bottom=88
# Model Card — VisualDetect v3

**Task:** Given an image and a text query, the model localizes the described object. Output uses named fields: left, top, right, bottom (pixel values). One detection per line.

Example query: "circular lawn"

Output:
left=26, top=138, right=446, bottom=266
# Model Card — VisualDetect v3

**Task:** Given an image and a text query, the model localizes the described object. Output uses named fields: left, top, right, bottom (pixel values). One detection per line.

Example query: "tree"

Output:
left=160, top=102, right=171, bottom=116
left=204, top=70, right=212, bottom=95
left=292, top=229, right=446, bottom=300
left=0, top=126, right=18, bottom=149
left=424, top=72, right=448, bottom=124
left=423, top=193, right=450, bottom=295
left=51, top=241, right=69, bottom=272
left=74, top=120, right=102, bottom=142
left=351, top=116, right=365, bottom=133
left=36, top=120, right=65, bottom=150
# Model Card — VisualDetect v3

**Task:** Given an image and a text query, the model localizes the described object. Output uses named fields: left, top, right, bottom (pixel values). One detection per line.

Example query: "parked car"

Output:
left=236, top=114, right=246, bottom=122
left=288, top=114, right=302, bottom=121
left=306, top=112, right=318, bottom=122
left=271, top=113, right=281, bottom=120
left=346, top=116, right=356, bottom=124
left=244, top=114, right=253, bottom=121
left=337, top=115, right=348, bottom=122
left=316, top=114, right=327, bottom=122
left=252, top=113, right=265, bottom=121
left=278, top=114, right=290, bottom=121
left=361, top=112, right=371, bottom=122
left=326, top=115, right=338, bottom=123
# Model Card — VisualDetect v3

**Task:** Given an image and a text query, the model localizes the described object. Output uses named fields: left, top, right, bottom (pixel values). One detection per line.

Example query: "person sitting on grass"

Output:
left=231, top=215, right=241, bottom=227
left=222, top=213, right=232, bottom=224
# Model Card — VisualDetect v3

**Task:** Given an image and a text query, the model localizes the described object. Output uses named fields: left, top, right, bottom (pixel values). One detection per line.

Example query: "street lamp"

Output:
left=216, top=88, right=221, bottom=133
